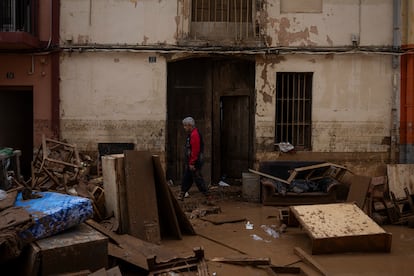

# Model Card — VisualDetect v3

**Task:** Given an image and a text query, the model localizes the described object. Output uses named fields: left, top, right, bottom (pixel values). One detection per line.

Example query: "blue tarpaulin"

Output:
left=15, top=191, right=93, bottom=241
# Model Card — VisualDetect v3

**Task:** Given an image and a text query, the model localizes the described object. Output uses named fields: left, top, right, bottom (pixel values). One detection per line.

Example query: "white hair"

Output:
left=182, top=117, right=195, bottom=126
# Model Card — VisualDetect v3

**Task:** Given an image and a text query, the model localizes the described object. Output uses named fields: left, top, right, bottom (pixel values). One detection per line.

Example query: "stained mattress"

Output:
left=15, top=191, right=93, bottom=241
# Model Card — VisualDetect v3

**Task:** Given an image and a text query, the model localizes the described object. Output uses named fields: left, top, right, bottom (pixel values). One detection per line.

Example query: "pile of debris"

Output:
left=1, top=136, right=216, bottom=275
left=252, top=161, right=414, bottom=227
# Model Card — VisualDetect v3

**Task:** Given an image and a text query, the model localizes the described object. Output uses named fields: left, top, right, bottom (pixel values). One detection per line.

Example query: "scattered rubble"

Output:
left=1, top=136, right=414, bottom=275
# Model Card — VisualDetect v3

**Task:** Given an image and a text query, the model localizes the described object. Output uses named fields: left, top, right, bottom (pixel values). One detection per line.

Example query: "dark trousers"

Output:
left=181, top=167, right=208, bottom=195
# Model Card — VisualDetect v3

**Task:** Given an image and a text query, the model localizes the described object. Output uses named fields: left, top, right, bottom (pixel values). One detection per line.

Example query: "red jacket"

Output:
left=188, top=128, right=201, bottom=166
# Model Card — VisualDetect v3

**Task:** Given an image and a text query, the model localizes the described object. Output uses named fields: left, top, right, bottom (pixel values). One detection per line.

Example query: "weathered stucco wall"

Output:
left=0, top=54, right=54, bottom=145
left=255, top=53, right=393, bottom=153
left=58, top=0, right=397, bottom=172
left=263, top=0, right=393, bottom=47
left=60, top=52, right=166, bottom=152
left=60, top=0, right=178, bottom=45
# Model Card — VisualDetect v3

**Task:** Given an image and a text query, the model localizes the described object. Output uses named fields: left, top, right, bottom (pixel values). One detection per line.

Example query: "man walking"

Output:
left=178, top=117, right=209, bottom=200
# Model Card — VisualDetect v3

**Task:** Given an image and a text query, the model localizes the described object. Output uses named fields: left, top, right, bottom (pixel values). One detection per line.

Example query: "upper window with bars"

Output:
left=190, top=0, right=261, bottom=43
left=0, top=0, right=34, bottom=33
left=192, top=0, right=253, bottom=23
left=275, top=72, right=313, bottom=151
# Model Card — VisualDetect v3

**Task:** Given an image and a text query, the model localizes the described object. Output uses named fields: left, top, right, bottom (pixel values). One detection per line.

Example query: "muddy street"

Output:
left=160, top=185, right=414, bottom=276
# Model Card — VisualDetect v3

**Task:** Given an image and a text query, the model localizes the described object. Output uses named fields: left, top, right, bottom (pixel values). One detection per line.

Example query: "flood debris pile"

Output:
left=31, top=135, right=82, bottom=192
left=2, top=136, right=414, bottom=275
left=1, top=137, right=214, bottom=275
left=250, top=162, right=349, bottom=206
left=252, top=161, right=414, bottom=227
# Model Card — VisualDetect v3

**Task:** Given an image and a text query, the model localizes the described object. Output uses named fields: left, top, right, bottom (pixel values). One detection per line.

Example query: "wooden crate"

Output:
left=29, top=223, right=108, bottom=275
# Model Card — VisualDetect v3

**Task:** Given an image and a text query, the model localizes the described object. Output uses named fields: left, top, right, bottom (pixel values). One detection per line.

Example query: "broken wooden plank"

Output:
left=85, top=219, right=122, bottom=246
left=210, top=256, right=271, bottom=266
left=124, top=150, right=161, bottom=244
left=0, top=190, right=17, bottom=211
left=248, top=169, right=290, bottom=184
left=293, top=247, right=328, bottom=276
left=287, top=162, right=348, bottom=183
left=290, top=203, right=392, bottom=254
left=344, top=174, right=372, bottom=209
left=108, top=242, right=149, bottom=271
left=0, top=206, right=33, bottom=231
left=87, top=219, right=188, bottom=272
left=266, top=265, right=301, bottom=274
left=101, top=154, right=128, bottom=234
left=197, top=233, right=247, bottom=255
left=108, top=233, right=180, bottom=271
left=200, top=214, right=246, bottom=225
left=168, top=185, right=196, bottom=235
left=152, top=155, right=182, bottom=240
left=387, top=164, right=414, bottom=200
left=147, top=247, right=204, bottom=273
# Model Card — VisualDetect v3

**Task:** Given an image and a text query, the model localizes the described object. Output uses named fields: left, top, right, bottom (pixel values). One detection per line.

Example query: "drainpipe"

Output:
left=391, top=0, right=401, bottom=164
left=51, top=0, right=60, bottom=139
left=401, top=0, right=414, bottom=163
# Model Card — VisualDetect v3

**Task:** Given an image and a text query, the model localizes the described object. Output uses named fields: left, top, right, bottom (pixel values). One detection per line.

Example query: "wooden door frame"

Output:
left=211, top=60, right=255, bottom=183
left=166, top=58, right=255, bottom=185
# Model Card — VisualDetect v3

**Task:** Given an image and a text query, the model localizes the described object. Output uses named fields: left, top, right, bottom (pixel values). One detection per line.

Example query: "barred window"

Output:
left=275, top=72, right=313, bottom=150
left=0, top=0, right=33, bottom=33
left=192, top=0, right=254, bottom=23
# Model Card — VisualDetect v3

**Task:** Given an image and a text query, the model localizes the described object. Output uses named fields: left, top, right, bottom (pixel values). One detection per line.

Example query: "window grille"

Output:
left=192, top=0, right=253, bottom=23
left=190, top=0, right=259, bottom=40
left=0, top=0, right=33, bottom=33
left=275, top=72, right=313, bottom=150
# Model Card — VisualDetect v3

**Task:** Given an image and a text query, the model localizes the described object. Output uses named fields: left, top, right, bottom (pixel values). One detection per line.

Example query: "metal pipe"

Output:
left=393, top=0, right=401, bottom=50
left=392, top=0, right=401, bottom=163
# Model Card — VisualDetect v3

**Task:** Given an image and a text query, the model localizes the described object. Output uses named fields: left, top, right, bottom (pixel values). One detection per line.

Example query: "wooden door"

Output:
left=220, top=96, right=250, bottom=179
left=166, top=59, right=212, bottom=184
left=167, top=58, right=254, bottom=185
left=212, top=60, right=255, bottom=183
left=0, top=87, right=33, bottom=179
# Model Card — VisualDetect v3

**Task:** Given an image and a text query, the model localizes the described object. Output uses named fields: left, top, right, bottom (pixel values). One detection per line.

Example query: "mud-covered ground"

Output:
left=154, top=184, right=414, bottom=276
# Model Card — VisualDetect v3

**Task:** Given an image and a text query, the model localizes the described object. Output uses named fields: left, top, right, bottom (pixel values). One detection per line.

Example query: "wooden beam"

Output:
left=210, top=256, right=271, bottom=266
left=152, top=155, right=182, bottom=240
left=197, top=233, right=247, bottom=255
left=248, top=169, right=290, bottom=184
left=293, top=247, right=328, bottom=276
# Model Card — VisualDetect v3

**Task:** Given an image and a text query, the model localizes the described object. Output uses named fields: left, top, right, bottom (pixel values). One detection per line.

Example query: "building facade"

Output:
left=1, top=0, right=412, bottom=184
left=0, top=0, right=59, bottom=177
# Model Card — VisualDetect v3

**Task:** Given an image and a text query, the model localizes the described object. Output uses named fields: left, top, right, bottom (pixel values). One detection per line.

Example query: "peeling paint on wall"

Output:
left=277, top=17, right=315, bottom=46
left=259, top=62, right=273, bottom=104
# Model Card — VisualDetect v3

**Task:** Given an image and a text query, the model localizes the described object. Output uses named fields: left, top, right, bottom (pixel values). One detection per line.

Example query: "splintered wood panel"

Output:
left=290, top=203, right=392, bottom=254
left=124, top=150, right=161, bottom=243
left=387, top=164, right=414, bottom=200
left=345, top=174, right=371, bottom=209
left=101, top=154, right=128, bottom=233
left=152, top=155, right=182, bottom=240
